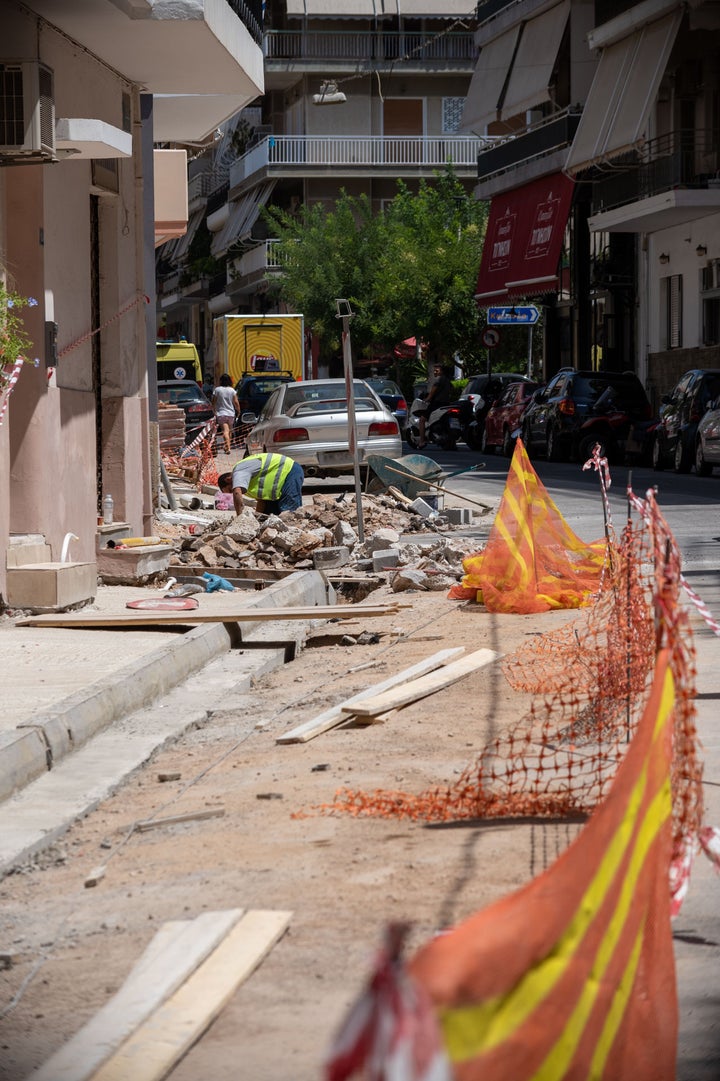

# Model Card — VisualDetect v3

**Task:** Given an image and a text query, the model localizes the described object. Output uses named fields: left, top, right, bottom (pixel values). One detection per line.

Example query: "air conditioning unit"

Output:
left=0, top=60, right=56, bottom=162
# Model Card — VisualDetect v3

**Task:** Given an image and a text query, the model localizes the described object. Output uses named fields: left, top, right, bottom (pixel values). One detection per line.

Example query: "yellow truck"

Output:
left=213, top=314, right=306, bottom=386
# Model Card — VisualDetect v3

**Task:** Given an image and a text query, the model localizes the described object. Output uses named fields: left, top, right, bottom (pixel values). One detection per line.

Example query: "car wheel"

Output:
left=546, top=425, right=562, bottom=461
left=652, top=436, right=665, bottom=471
left=695, top=439, right=713, bottom=476
left=439, top=432, right=457, bottom=451
left=673, top=436, right=692, bottom=474
left=501, top=427, right=514, bottom=457
left=405, top=426, right=419, bottom=449
left=521, top=421, right=532, bottom=452
left=480, top=427, right=493, bottom=455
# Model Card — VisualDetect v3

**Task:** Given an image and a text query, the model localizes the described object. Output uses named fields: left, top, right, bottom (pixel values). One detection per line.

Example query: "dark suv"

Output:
left=652, top=369, right=720, bottom=473
left=521, top=369, right=652, bottom=463
left=234, top=371, right=295, bottom=416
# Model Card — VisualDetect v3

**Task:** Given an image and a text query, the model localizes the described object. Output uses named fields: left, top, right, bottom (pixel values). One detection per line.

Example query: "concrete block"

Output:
left=7, top=542, right=52, bottom=567
left=445, top=507, right=472, bottom=525
left=96, top=545, right=173, bottom=585
left=409, top=498, right=436, bottom=519
left=95, top=523, right=132, bottom=550
left=313, top=547, right=350, bottom=570
left=6, top=562, right=97, bottom=610
left=416, top=491, right=443, bottom=512
left=0, top=729, right=49, bottom=802
left=373, top=548, right=400, bottom=571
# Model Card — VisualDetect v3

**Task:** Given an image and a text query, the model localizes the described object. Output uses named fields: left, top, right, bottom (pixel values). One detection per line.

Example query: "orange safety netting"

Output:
left=319, top=477, right=704, bottom=885
left=449, top=438, right=607, bottom=613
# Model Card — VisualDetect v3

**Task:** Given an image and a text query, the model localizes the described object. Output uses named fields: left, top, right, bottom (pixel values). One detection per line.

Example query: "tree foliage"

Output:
left=261, top=169, right=489, bottom=377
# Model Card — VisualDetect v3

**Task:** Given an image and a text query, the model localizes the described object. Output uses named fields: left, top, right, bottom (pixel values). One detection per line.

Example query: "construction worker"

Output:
left=218, top=452, right=304, bottom=516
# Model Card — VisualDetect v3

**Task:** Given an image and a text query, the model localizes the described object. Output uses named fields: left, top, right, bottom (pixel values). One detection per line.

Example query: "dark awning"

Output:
left=475, top=172, right=574, bottom=303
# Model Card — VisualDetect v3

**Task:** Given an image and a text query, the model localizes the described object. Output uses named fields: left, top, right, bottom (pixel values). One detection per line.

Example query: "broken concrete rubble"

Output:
left=162, top=492, right=485, bottom=589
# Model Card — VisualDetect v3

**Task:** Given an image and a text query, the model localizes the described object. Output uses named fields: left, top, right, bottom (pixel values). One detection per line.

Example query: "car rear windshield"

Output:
left=241, top=378, right=290, bottom=394
left=284, top=385, right=378, bottom=414
left=159, top=386, right=206, bottom=405
left=573, top=375, right=648, bottom=408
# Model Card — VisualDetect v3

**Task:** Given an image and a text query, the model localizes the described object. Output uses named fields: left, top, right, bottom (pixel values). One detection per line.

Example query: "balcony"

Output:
left=264, top=28, right=476, bottom=68
left=589, top=130, right=720, bottom=233
left=230, top=134, right=492, bottom=195
left=475, top=111, right=581, bottom=197
left=25, top=0, right=264, bottom=142
left=228, top=241, right=283, bottom=296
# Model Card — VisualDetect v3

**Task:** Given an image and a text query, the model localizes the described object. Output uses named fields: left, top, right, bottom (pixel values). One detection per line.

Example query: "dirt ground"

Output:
left=0, top=583, right=585, bottom=1081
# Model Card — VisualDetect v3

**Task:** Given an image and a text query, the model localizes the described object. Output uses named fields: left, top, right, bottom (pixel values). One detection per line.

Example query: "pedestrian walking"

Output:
left=212, top=374, right=240, bottom=454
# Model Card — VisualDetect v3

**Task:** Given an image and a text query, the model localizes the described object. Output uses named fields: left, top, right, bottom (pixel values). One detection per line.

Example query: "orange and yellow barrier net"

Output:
left=451, top=439, right=607, bottom=613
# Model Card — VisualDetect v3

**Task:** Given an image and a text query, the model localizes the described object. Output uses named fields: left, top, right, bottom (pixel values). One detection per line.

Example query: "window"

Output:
left=442, top=97, right=466, bottom=134
left=661, top=274, right=683, bottom=348
left=702, top=259, right=720, bottom=345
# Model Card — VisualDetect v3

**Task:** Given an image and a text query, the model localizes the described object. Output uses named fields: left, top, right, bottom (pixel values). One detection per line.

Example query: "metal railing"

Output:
left=225, top=0, right=262, bottom=45
left=231, top=134, right=493, bottom=186
left=592, top=130, right=720, bottom=215
left=264, top=29, right=476, bottom=63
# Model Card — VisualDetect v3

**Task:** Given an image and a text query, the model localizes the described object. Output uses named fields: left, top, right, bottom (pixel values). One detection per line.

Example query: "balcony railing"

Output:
left=225, top=0, right=262, bottom=46
left=477, top=110, right=581, bottom=181
left=591, top=130, right=720, bottom=215
left=229, top=241, right=283, bottom=287
left=264, top=29, right=476, bottom=64
left=231, top=134, right=493, bottom=187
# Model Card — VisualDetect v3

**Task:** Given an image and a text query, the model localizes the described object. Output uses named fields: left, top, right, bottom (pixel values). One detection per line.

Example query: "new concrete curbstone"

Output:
left=0, top=570, right=334, bottom=806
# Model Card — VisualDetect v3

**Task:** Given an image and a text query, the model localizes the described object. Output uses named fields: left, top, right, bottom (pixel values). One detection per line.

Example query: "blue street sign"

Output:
left=487, top=306, right=540, bottom=325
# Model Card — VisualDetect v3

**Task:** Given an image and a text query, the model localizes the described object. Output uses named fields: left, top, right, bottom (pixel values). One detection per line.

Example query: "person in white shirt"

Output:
left=212, top=374, right=240, bottom=454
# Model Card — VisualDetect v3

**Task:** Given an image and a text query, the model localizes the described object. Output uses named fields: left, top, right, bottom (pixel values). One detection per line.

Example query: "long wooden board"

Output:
left=342, top=647, right=500, bottom=717
left=276, top=648, right=466, bottom=744
left=89, top=909, right=292, bottom=1081
left=29, top=910, right=244, bottom=1081
left=17, top=602, right=407, bottom=629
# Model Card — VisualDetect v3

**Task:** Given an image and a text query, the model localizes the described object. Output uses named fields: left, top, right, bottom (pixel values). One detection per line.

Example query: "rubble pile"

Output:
left=167, top=492, right=485, bottom=589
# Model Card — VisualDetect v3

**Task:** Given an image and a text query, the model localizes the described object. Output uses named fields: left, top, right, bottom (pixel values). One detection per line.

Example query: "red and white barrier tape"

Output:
left=180, top=418, right=217, bottom=457
left=0, top=359, right=25, bottom=429
left=57, top=293, right=149, bottom=360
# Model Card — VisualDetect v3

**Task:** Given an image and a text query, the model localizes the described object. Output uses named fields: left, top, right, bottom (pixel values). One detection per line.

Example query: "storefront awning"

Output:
left=565, top=10, right=681, bottom=175
left=500, top=1, right=570, bottom=121
left=210, top=182, right=276, bottom=258
left=475, top=172, right=574, bottom=303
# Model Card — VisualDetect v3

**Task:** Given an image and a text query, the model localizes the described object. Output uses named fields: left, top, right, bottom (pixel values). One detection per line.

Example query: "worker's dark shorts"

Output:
left=278, top=462, right=304, bottom=512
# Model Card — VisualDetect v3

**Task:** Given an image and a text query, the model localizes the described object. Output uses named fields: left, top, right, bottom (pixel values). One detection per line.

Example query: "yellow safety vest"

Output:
left=242, top=453, right=294, bottom=501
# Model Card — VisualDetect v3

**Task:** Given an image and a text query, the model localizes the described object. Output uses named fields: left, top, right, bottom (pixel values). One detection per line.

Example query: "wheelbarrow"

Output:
left=365, top=453, right=488, bottom=506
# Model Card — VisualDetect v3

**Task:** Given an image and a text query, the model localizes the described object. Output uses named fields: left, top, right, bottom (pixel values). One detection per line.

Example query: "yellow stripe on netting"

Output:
left=588, top=926, right=644, bottom=1079
left=440, top=666, right=674, bottom=1066
left=528, top=781, right=671, bottom=1080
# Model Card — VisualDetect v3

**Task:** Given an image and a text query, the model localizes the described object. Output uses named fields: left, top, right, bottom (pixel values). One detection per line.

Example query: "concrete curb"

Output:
left=0, top=570, right=333, bottom=803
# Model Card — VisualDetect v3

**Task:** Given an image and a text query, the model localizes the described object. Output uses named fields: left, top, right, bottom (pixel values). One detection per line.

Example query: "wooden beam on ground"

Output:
left=276, top=648, right=466, bottom=744
left=17, top=603, right=408, bottom=630
left=133, top=807, right=225, bottom=833
left=28, top=910, right=244, bottom=1081
left=342, top=648, right=501, bottom=718
left=89, top=909, right=292, bottom=1081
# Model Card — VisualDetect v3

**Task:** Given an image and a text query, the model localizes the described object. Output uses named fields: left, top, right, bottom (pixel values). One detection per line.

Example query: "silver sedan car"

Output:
left=242, top=378, right=402, bottom=476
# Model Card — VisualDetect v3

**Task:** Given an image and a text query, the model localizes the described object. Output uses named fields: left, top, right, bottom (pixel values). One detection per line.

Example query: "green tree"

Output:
left=261, top=169, right=488, bottom=376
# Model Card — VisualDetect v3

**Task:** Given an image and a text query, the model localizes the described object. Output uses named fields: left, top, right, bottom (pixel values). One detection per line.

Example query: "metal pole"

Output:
left=337, top=300, right=364, bottom=542
left=527, top=324, right=533, bottom=379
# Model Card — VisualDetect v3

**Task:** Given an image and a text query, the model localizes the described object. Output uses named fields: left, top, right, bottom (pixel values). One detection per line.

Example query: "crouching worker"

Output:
left=218, top=452, right=304, bottom=516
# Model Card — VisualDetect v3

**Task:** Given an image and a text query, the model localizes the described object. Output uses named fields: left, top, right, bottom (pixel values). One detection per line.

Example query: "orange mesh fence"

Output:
left=324, top=475, right=709, bottom=1081
left=319, top=478, right=703, bottom=884
left=450, top=439, right=607, bottom=613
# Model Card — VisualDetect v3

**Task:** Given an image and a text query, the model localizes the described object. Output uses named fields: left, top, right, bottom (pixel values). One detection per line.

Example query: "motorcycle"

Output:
left=405, top=397, right=464, bottom=451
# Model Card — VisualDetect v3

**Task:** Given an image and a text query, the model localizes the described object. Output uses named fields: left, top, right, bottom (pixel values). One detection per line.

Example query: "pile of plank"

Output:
left=158, top=400, right=186, bottom=455
left=29, top=909, right=291, bottom=1081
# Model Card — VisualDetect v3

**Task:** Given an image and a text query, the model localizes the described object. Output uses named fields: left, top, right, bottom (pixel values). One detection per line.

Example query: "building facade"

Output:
left=155, top=0, right=490, bottom=376
left=0, top=0, right=263, bottom=605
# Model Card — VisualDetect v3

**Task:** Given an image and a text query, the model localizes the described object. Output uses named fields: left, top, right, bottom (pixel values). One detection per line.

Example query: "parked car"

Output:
left=157, top=379, right=214, bottom=444
left=482, top=381, right=543, bottom=456
left=242, top=378, right=402, bottom=476
left=234, top=371, right=296, bottom=416
left=652, top=369, right=720, bottom=473
left=459, top=372, right=532, bottom=448
left=694, top=400, right=720, bottom=475
left=521, top=369, right=652, bottom=463
left=365, top=377, right=408, bottom=431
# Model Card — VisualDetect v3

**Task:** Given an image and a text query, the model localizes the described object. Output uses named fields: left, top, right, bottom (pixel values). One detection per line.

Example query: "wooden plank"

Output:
left=17, top=602, right=408, bottom=630
left=342, top=648, right=501, bottom=717
left=89, top=909, right=292, bottom=1081
left=29, top=910, right=244, bottom=1081
left=133, top=807, right=225, bottom=833
left=276, top=648, right=466, bottom=744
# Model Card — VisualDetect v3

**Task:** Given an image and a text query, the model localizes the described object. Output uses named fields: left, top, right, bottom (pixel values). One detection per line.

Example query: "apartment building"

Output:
left=156, top=1, right=488, bottom=374
left=0, top=0, right=263, bottom=605
left=465, top=0, right=720, bottom=400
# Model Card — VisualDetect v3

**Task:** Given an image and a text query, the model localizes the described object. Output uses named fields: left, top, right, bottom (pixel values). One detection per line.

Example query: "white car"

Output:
left=242, top=378, right=402, bottom=476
